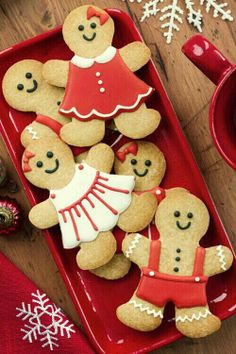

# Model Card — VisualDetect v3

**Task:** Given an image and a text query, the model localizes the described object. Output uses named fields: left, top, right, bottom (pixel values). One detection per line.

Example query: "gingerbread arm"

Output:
left=119, top=42, right=151, bottom=72
left=203, top=245, right=233, bottom=277
left=42, top=60, right=69, bottom=87
left=85, top=143, right=114, bottom=173
left=29, top=199, right=58, bottom=229
left=122, top=233, right=151, bottom=269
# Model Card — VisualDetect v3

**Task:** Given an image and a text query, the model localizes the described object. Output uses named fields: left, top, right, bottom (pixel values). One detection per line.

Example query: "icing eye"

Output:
left=25, top=72, right=32, bottom=79
left=145, top=160, right=152, bottom=167
left=36, top=161, right=43, bottom=168
left=17, top=83, right=24, bottom=91
left=187, top=212, right=193, bottom=219
left=131, top=159, right=137, bottom=165
left=47, top=151, right=54, bottom=158
left=90, top=22, right=97, bottom=29
left=78, top=24, right=84, bottom=31
left=174, top=211, right=180, bottom=217
left=57, top=101, right=61, bottom=106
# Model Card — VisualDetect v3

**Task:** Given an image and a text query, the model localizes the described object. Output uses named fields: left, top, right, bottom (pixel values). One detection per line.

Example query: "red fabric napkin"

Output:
left=0, top=251, right=95, bottom=353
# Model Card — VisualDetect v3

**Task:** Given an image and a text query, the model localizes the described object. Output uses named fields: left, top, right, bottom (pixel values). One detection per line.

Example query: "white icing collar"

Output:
left=71, top=46, right=116, bottom=68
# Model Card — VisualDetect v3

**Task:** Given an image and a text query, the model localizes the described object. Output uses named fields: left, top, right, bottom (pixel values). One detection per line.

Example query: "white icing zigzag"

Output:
left=26, top=126, right=39, bottom=140
left=125, top=234, right=142, bottom=258
left=129, top=299, right=163, bottom=318
left=176, top=309, right=211, bottom=323
left=216, top=245, right=227, bottom=271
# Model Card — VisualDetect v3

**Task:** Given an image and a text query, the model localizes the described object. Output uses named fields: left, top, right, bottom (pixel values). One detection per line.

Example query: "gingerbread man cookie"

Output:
left=2, top=60, right=70, bottom=147
left=91, top=140, right=166, bottom=280
left=42, top=5, right=161, bottom=147
left=117, top=188, right=233, bottom=337
left=22, top=138, right=135, bottom=270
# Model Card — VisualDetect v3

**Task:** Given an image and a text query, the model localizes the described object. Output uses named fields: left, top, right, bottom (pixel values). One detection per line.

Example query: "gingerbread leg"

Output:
left=76, top=231, right=116, bottom=270
left=91, top=254, right=131, bottom=280
left=117, top=293, right=164, bottom=331
left=60, top=118, right=105, bottom=147
left=114, top=103, right=161, bottom=139
left=117, top=192, right=157, bottom=232
left=175, top=306, right=221, bottom=338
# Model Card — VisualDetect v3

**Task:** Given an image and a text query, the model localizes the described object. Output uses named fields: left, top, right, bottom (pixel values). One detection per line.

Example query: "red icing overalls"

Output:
left=136, top=240, right=208, bottom=308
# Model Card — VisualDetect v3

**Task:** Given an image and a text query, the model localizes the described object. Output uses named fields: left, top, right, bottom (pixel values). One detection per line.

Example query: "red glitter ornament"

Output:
left=0, top=197, right=22, bottom=235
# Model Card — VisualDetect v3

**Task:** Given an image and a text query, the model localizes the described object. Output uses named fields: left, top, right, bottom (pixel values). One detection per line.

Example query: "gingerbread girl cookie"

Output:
left=117, top=188, right=233, bottom=337
left=43, top=5, right=161, bottom=147
left=92, top=140, right=166, bottom=280
left=22, top=138, right=135, bottom=270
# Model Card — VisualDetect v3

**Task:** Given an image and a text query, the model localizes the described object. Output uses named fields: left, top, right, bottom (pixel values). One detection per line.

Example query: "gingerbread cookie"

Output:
left=22, top=138, right=135, bottom=270
left=42, top=5, right=161, bottom=147
left=2, top=60, right=70, bottom=147
left=91, top=140, right=166, bottom=280
left=117, top=188, right=233, bottom=337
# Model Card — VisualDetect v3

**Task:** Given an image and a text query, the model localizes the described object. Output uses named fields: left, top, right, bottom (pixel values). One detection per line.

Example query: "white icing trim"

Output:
left=176, top=309, right=211, bottom=323
left=60, top=87, right=153, bottom=119
left=129, top=300, right=163, bottom=318
left=71, top=46, right=116, bottom=68
left=26, top=126, right=39, bottom=140
left=216, top=245, right=227, bottom=271
left=125, top=234, right=142, bottom=258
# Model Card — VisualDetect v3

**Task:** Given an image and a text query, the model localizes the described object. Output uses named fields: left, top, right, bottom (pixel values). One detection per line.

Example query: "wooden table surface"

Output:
left=0, top=0, right=235, bottom=353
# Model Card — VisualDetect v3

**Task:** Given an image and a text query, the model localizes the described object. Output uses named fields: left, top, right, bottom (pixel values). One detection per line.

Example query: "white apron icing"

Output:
left=50, top=163, right=135, bottom=249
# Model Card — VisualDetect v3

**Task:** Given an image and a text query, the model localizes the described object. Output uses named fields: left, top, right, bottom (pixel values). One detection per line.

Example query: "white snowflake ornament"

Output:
left=160, top=0, right=184, bottom=44
left=16, top=290, right=75, bottom=351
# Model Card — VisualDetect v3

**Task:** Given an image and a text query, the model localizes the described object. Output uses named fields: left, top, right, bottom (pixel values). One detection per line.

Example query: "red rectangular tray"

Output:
left=0, top=8, right=235, bottom=354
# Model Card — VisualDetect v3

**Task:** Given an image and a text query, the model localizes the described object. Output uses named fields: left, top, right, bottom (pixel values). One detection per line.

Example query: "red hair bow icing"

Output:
left=87, top=6, right=109, bottom=25
left=116, top=142, right=138, bottom=163
left=22, top=150, right=35, bottom=173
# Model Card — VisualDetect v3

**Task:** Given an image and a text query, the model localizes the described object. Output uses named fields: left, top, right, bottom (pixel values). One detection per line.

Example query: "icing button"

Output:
left=176, top=248, right=181, bottom=253
left=98, top=80, right=103, bottom=85
left=173, top=267, right=179, bottom=272
left=50, top=194, right=56, bottom=199
left=149, top=271, right=155, bottom=277
left=96, top=72, right=101, bottom=77
left=79, top=164, right=84, bottom=170
left=195, top=277, right=200, bottom=282
left=175, top=256, right=181, bottom=262
left=100, top=87, right=105, bottom=93
left=156, top=189, right=161, bottom=195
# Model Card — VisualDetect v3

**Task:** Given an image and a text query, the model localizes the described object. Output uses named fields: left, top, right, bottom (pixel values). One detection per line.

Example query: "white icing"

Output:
left=50, top=163, right=135, bottom=249
left=216, top=245, right=227, bottom=270
left=26, top=125, right=39, bottom=140
left=60, top=87, right=153, bottom=120
left=211, top=292, right=227, bottom=303
left=71, top=46, right=116, bottom=69
left=176, top=309, right=211, bottom=323
left=125, top=234, right=142, bottom=258
left=129, top=299, right=163, bottom=318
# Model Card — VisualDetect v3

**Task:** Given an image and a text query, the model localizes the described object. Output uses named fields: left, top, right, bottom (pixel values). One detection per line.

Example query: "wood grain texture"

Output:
left=0, top=0, right=235, bottom=352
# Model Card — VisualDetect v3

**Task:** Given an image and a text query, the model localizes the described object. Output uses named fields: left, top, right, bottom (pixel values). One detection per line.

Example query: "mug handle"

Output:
left=182, top=34, right=233, bottom=85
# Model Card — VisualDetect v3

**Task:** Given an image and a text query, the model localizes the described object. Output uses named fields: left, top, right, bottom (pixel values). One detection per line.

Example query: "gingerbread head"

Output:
left=22, top=137, right=75, bottom=190
left=114, top=141, right=166, bottom=191
left=62, top=5, right=114, bottom=58
left=2, top=59, right=67, bottom=124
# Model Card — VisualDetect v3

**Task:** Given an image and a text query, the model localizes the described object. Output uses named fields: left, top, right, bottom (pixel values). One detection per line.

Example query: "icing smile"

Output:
left=176, top=221, right=191, bottom=230
left=83, top=32, right=96, bottom=41
left=133, top=168, right=149, bottom=177
left=45, top=159, right=59, bottom=174
left=26, top=79, right=38, bottom=93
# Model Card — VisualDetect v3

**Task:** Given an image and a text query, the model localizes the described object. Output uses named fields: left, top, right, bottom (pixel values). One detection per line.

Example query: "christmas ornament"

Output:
left=0, top=197, right=22, bottom=235
left=125, top=0, right=233, bottom=44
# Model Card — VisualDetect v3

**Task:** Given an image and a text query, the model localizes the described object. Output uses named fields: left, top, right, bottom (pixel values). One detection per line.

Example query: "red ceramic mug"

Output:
left=182, top=34, right=236, bottom=170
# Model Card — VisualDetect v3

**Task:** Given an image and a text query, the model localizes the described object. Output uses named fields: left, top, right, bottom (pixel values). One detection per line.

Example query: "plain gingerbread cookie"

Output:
left=43, top=5, right=161, bottom=147
left=117, top=188, right=233, bottom=337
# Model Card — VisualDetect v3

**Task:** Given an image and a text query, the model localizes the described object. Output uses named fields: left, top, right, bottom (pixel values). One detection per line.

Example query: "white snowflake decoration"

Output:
left=16, top=290, right=75, bottom=351
left=138, top=0, right=233, bottom=43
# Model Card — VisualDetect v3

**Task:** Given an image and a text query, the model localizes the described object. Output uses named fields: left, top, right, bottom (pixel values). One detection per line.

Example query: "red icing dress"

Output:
left=136, top=240, right=208, bottom=308
left=59, top=46, right=153, bottom=121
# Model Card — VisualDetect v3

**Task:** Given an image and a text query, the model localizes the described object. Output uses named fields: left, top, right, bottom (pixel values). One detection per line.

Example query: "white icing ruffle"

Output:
left=129, top=299, right=163, bottom=318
